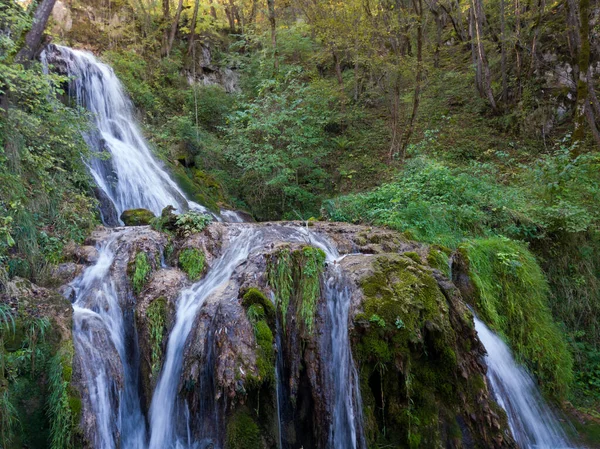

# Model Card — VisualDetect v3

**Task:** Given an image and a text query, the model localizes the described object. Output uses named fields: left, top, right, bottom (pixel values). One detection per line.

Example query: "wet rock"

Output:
left=136, top=268, right=188, bottom=406
left=48, top=262, right=84, bottom=286
left=75, top=245, right=99, bottom=264
left=120, top=208, right=156, bottom=226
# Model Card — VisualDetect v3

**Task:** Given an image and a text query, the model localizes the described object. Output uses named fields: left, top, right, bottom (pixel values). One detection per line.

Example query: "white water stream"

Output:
left=474, top=316, right=579, bottom=449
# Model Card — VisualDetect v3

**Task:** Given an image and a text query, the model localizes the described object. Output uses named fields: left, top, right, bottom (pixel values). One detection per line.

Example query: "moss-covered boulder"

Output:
left=341, top=253, right=516, bottom=448
left=120, top=208, right=156, bottom=226
left=135, top=268, right=187, bottom=405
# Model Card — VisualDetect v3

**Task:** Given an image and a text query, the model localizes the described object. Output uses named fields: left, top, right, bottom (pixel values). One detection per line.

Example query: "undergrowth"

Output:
left=267, top=246, right=326, bottom=335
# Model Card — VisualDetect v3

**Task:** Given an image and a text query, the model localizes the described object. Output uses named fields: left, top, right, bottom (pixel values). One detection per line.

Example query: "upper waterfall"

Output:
left=41, top=44, right=208, bottom=220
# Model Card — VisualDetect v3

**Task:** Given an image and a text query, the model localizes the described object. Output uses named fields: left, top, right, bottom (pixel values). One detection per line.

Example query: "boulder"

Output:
left=120, top=208, right=156, bottom=226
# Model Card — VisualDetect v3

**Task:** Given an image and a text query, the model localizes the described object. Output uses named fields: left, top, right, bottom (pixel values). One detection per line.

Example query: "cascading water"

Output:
left=474, top=316, right=578, bottom=449
left=71, top=231, right=147, bottom=449
left=41, top=45, right=208, bottom=219
left=148, top=227, right=260, bottom=449
left=323, top=263, right=365, bottom=449
left=42, top=44, right=369, bottom=449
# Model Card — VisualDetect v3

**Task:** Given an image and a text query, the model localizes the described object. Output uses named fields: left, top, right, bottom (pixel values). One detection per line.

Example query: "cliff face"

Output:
left=1, top=221, right=516, bottom=449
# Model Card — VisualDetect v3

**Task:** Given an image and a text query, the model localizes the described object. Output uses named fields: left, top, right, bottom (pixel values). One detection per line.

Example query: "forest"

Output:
left=1, top=0, right=600, bottom=447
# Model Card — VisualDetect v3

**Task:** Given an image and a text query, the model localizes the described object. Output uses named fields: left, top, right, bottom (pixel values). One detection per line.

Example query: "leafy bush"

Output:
left=324, top=157, right=527, bottom=247
left=174, top=211, right=212, bottom=237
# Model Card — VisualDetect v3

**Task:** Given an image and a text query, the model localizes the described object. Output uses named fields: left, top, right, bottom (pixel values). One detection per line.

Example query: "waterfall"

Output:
left=473, top=316, right=578, bottom=449
left=41, top=45, right=208, bottom=219
left=71, top=231, right=147, bottom=449
left=42, top=44, right=367, bottom=449
left=148, top=228, right=260, bottom=449
left=323, top=263, right=365, bottom=449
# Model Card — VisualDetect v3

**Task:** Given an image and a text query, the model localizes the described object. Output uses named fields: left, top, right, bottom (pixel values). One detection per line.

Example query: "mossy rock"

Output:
left=225, top=407, right=263, bottom=449
left=353, top=254, right=462, bottom=447
left=120, top=208, right=156, bottom=226
left=172, top=166, right=224, bottom=213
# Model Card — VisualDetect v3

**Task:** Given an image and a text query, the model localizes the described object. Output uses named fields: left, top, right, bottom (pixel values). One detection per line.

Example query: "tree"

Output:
left=470, top=0, right=497, bottom=110
left=267, top=0, right=278, bottom=71
left=15, top=0, right=57, bottom=63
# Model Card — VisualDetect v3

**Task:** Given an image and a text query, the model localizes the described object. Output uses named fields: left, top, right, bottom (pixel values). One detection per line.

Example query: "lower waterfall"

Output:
left=70, top=224, right=365, bottom=449
left=474, top=316, right=578, bottom=449
left=72, top=231, right=147, bottom=449
left=323, top=263, right=365, bottom=449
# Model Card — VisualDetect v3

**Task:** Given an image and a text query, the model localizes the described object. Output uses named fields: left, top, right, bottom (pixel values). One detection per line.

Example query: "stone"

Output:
left=120, top=208, right=156, bottom=226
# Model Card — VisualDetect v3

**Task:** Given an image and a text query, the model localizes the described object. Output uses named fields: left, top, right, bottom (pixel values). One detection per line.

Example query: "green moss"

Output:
left=225, top=408, right=262, bottom=449
left=132, top=252, right=152, bottom=294
left=146, top=297, right=168, bottom=377
left=120, top=208, right=156, bottom=226
left=242, top=288, right=275, bottom=321
left=178, top=248, right=205, bottom=281
left=253, top=320, right=275, bottom=385
left=404, top=251, right=422, bottom=264
left=460, top=237, right=573, bottom=400
left=426, top=248, right=450, bottom=277
left=172, top=167, right=223, bottom=213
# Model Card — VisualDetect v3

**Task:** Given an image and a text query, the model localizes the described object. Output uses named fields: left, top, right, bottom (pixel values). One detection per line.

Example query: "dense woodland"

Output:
left=1, top=0, right=600, bottom=445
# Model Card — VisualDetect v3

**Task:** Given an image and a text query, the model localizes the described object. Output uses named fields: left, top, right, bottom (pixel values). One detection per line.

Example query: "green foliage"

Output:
left=267, top=246, right=325, bottom=335
left=267, top=249, right=293, bottom=329
left=461, top=237, right=573, bottom=400
left=178, top=248, right=205, bottom=281
left=174, top=211, right=212, bottom=237
left=132, top=252, right=152, bottom=294
left=47, top=343, right=78, bottom=449
left=297, top=247, right=326, bottom=333
left=146, top=298, right=167, bottom=377
left=324, top=156, right=527, bottom=247
left=0, top=3, right=98, bottom=285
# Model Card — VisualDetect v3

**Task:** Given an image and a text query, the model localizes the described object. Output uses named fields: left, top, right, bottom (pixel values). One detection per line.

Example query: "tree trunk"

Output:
left=267, top=0, right=278, bottom=71
left=15, top=0, right=57, bottom=63
left=164, top=0, right=184, bottom=56
left=209, top=0, right=217, bottom=20
left=572, top=0, right=600, bottom=148
left=400, top=0, right=424, bottom=157
left=187, top=0, right=201, bottom=56
left=247, top=0, right=258, bottom=25
left=500, top=0, right=508, bottom=102
left=471, top=0, right=497, bottom=109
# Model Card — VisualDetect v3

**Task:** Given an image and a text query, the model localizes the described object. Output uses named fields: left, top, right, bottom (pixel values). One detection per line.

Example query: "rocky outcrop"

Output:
left=4, top=221, right=523, bottom=449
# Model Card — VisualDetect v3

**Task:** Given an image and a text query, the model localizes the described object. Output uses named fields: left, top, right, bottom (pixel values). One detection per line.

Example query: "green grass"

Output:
left=132, top=252, right=152, bottom=294
left=178, top=248, right=205, bottom=281
left=460, top=237, right=573, bottom=400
